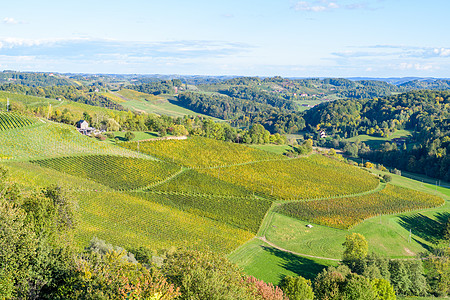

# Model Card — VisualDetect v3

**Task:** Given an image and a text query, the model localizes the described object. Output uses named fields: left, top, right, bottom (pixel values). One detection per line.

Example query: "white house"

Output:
left=76, top=120, right=95, bottom=135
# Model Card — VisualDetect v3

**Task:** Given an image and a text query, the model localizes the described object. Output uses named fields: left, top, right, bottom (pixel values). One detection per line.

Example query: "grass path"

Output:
left=257, top=236, right=341, bottom=261
left=135, top=167, right=187, bottom=191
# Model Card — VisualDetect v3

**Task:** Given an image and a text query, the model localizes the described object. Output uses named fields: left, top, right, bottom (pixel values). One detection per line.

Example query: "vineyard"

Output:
left=133, top=191, right=271, bottom=233
left=277, top=184, right=445, bottom=229
left=0, top=111, right=36, bottom=131
left=0, top=121, right=149, bottom=160
left=76, top=190, right=254, bottom=254
left=200, top=155, right=380, bottom=200
left=2, top=161, right=252, bottom=254
left=150, top=169, right=253, bottom=197
left=31, top=155, right=181, bottom=190
left=120, top=136, right=283, bottom=168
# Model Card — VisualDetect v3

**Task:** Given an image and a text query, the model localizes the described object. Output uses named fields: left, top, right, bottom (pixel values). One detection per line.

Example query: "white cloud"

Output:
left=292, top=1, right=376, bottom=12
left=398, top=62, right=436, bottom=71
left=2, top=17, right=26, bottom=25
left=433, top=47, right=450, bottom=57
left=293, top=1, right=340, bottom=12
left=332, top=45, right=450, bottom=60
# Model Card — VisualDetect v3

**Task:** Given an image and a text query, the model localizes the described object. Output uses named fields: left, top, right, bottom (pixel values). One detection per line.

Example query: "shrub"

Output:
left=279, top=275, right=314, bottom=300
left=382, top=174, right=392, bottom=182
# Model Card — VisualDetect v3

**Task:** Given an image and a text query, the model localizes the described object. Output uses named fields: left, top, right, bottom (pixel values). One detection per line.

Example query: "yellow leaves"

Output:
left=122, top=136, right=282, bottom=169
left=279, top=184, right=444, bottom=229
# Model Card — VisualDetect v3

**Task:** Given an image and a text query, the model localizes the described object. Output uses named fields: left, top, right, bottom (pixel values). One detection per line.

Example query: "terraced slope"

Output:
left=31, top=155, right=180, bottom=190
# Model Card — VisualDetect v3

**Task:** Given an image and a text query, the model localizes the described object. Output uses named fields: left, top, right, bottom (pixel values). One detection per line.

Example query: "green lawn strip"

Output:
left=228, top=238, right=337, bottom=285
left=106, top=131, right=159, bottom=143
left=345, top=130, right=413, bottom=148
left=116, top=90, right=222, bottom=119
left=369, top=168, right=450, bottom=198
left=249, top=144, right=293, bottom=155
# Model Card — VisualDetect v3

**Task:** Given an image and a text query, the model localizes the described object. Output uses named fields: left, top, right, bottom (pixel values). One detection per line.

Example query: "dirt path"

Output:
left=257, top=236, right=341, bottom=261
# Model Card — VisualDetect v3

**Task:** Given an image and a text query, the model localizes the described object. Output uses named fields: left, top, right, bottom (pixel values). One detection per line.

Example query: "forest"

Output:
left=305, top=90, right=450, bottom=181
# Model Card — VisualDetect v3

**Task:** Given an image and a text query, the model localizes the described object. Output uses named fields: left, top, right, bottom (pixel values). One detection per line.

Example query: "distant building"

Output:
left=76, top=120, right=89, bottom=129
left=391, top=138, right=407, bottom=146
left=76, top=120, right=95, bottom=135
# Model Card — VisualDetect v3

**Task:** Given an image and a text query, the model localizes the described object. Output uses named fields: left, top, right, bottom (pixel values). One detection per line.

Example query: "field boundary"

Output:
left=257, top=236, right=341, bottom=261
left=141, top=167, right=188, bottom=190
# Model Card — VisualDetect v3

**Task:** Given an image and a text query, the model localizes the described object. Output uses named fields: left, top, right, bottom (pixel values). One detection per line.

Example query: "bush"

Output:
left=95, top=134, right=106, bottom=141
left=125, top=131, right=135, bottom=141
left=279, top=275, right=314, bottom=300
left=382, top=174, right=392, bottom=182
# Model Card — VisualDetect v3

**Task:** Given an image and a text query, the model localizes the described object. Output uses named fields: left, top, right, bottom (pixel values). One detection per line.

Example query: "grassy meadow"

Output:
left=346, top=129, right=413, bottom=148
left=109, top=89, right=221, bottom=119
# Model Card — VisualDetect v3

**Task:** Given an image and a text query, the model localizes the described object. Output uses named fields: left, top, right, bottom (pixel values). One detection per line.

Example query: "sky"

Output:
left=0, top=0, right=449, bottom=77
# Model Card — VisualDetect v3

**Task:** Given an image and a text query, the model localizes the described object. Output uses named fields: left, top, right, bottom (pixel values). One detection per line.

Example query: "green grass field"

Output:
left=114, top=89, right=222, bottom=119
left=229, top=239, right=337, bottom=285
left=346, top=129, right=413, bottom=148
left=106, top=131, right=159, bottom=143
left=249, top=144, right=293, bottom=155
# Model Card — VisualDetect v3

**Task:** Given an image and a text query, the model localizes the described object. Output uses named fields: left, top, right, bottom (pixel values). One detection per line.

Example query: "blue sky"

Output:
left=0, top=0, right=449, bottom=77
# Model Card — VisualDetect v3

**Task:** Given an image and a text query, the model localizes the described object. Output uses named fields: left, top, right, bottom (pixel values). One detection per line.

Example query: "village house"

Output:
left=76, top=120, right=96, bottom=135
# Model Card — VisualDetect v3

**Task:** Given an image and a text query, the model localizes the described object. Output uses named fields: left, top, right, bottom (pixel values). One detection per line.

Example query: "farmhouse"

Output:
left=391, top=137, right=407, bottom=146
left=76, top=120, right=95, bottom=135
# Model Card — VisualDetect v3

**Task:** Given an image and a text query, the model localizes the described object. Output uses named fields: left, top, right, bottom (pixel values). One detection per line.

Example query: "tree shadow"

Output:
left=398, top=212, right=450, bottom=245
left=261, top=246, right=328, bottom=281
